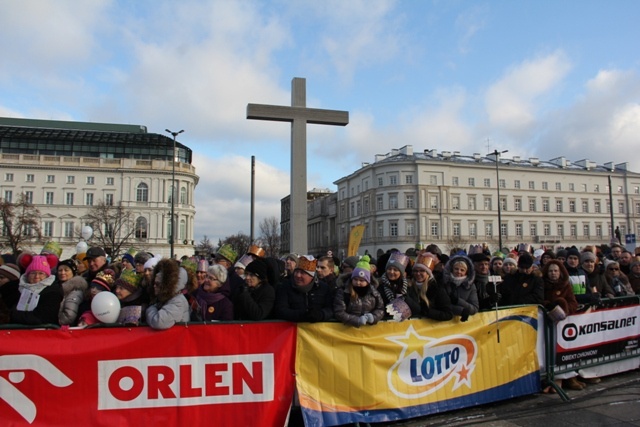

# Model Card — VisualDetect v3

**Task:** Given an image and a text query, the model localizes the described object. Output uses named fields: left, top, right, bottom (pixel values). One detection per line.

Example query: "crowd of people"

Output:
left=0, top=239, right=638, bottom=392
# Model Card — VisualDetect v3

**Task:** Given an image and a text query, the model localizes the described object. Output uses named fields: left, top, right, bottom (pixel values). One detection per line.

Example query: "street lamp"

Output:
left=165, top=129, right=184, bottom=259
left=488, top=149, right=508, bottom=250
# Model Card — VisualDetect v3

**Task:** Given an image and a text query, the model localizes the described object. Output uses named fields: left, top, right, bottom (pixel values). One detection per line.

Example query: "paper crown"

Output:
left=517, top=243, right=532, bottom=253
left=387, top=252, right=409, bottom=272
left=468, top=244, right=484, bottom=255
left=91, top=269, right=116, bottom=291
left=247, top=245, right=265, bottom=258
left=197, top=259, right=209, bottom=272
left=414, top=253, right=436, bottom=271
left=113, top=269, right=141, bottom=293
left=216, top=244, right=238, bottom=263
left=41, top=241, right=63, bottom=258
left=180, top=258, right=198, bottom=274
left=235, top=254, right=254, bottom=269
left=296, top=255, right=317, bottom=276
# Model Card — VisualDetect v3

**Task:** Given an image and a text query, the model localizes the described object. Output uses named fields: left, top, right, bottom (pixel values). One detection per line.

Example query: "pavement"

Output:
left=289, top=369, right=640, bottom=426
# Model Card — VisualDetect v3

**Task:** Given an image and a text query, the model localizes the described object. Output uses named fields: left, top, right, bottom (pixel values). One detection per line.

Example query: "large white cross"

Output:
left=247, top=77, right=349, bottom=255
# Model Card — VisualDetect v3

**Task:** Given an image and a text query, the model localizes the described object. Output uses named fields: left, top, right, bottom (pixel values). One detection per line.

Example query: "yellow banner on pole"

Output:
left=347, top=225, right=365, bottom=257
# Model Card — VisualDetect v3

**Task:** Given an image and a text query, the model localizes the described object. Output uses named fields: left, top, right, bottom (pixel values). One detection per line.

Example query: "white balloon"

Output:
left=76, top=241, right=88, bottom=254
left=81, top=225, right=93, bottom=240
left=91, top=292, right=121, bottom=323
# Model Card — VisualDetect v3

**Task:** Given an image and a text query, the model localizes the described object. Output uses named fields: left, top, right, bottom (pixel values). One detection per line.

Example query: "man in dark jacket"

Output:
left=499, top=253, right=543, bottom=306
left=274, top=255, right=333, bottom=322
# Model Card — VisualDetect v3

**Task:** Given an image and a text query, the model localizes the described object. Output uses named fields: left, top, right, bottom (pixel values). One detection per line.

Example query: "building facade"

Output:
left=0, top=117, right=198, bottom=259
left=334, top=145, right=640, bottom=257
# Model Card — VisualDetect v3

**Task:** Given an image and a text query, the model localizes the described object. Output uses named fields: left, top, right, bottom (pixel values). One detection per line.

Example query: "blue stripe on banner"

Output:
left=301, top=371, right=541, bottom=427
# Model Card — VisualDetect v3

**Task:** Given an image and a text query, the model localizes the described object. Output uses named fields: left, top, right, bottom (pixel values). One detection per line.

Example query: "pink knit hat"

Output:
left=24, top=255, right=51, bottom=278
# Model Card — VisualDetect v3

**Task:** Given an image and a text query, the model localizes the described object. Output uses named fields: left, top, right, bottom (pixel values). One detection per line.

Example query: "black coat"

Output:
left=233, top=282, right=275, bottom=321
left=274, top=278, right=333, bottom=322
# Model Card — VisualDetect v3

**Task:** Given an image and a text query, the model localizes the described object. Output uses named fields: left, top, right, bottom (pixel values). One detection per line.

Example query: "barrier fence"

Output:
left=0, top=299, right=638, bottom=427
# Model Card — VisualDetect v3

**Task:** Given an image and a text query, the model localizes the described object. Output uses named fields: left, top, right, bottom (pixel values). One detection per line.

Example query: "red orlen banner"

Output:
left=0, top=322, right=297, bottom=427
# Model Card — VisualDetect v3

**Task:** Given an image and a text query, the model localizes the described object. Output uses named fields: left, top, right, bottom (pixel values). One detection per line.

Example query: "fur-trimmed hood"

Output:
left=60, top=275, right=88, bottom=296
left=442, top=255, right=475, bottom=288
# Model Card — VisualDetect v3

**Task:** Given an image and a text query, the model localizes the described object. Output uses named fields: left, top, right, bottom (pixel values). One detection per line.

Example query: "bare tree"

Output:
left=0, top=193, right=43, bottom=255
left=217, top=232, right=251, bottom=259
left=259, top=216, right=281, bottom=257
left=84, top=200, right=138, bottom=258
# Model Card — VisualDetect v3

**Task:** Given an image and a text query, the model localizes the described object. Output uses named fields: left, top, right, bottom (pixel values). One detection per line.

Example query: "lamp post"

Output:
left=165, top=129, right=184, bottom=259
left=488, top=149, right=508, bottom=250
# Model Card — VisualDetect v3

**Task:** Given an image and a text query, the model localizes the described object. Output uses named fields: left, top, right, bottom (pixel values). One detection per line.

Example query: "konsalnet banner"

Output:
left=0, top=322, right=297, bottom=427
left=555, top=304, right=640, bottom=369
left=296, top=307, right=540, bottom=427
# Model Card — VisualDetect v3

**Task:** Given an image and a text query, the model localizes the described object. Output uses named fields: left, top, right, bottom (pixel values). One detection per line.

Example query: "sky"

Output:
left=1, top=0, right=639, bottom=245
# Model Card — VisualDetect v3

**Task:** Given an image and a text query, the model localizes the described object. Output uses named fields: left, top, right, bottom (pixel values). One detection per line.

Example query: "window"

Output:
left=594, top=184, right=599, bottom=192
left=87, top=176, right=95, bottom=185
left=555, top=182, right=561, bottom=191
left=618, top=186, right=623, bottom=193
left=451, top=196, right=460, bottom=210
left=135, top=217, right=148, bottom=239
left=542, top=182, right=548, bottom=190
left=430, top=175, right=437, bottom=185
left=47, top=175, right=55, bottom=183
left=530, top=223, right=537, bottom=237
left=635, top=186, right=640, bottom=194
left=499, top=179, right=506, bottom=188
left=619, top=202, right=625, bottom=214
left=485, top=223, right=493, bottom=238
left=484, top=197, right=492, bottom=211
left=544, top=224, right=551, bottom=236
left=514, top=198, right=522, bottom=211
left=500, top=223, right=507, bottom=237
left=569, top=183, right=575, bottom=191
left=569, top=200, right=576, bottom=213
left=636, top=202, right=640, bottom=215
left=106, top=177, right=115, bottom=186
left=389, top=176, right=397, bottom=185
left=557, top=224, right=564, bottom=238
left=24, top=191, right=33, bottom=204
left=594, top=200, right=601, bottom=213
left=45, top=192, right=54, bottom=205
left=583, top=224, right=590, bottom=237
left=500, top=198, right=507, bottom=211
left=405, top=194, right=415, bottom=209
left=105, top=223, right=114, bottom=239
left=363, top=197, right=370, bottom=214
left=26, top=174, right=34, bottom=182
left=469, top=223, right=477, bottom=237
left=180, top=187, right=187, bottom=205
left=452, top=177, right=459, bottom=186
left=405, top=175, right=413, bottom=184
left=452, top=222, right=460, bottom=236
left=556, top=200, right=563, bottom=212
left=468, top=177, right=475, bottom=187
left=430, top=195, right=438, bottom=209
left=406, top=222, right=415, bottom=236
left=356, top=200, right=361, bottom=216
left=468, top=196, right=476, bottom=210
left=86, top=193, right=94, bottom=206
left=389, top=194, right=398, bottom=209
left=376, top=196, right=383, bottom=210
left=514, top=180, right=520, bottom=189
left=528, top=181, right=535, bottom=190
left=484, top=178, right=491, bottom=187
left=137, top=183, right=149, bottom=202
left=390, top=221, right=398, bottom=237
left=43, top=221, right=53, bottom=237
left=66, top=192, right=74, bottom=205
left=582, top=200, right=588, bottom=213
left=516, top=223, right=523, bottom=237
left=596, top=225, right=602, bottom=237
left=529, top=199, right=536, bottom=211
left=430, top=222, right=439, bottom=237
left=570, top=224, right=577, bottom=237
left=5, top=173, right=13, bottom=182
left=350, top=202, right=355, bottom=217
left=23, top=224, right=33, bottom=237
left=542, top=199, right=549, bottom=212
left=581, top=184, right=587, bottom=192
left=377, top=177, right=383, bottom=187
left=377, top=221, right=383, bottom=237
left=105, top=194, right=114, bottom=206
left=67, top=176, right=75, bottom=184
left=64, top=222, right=74, bottom=238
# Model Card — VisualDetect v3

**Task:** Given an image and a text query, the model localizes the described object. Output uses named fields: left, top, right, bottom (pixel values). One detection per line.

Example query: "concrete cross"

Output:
left=247, top=77, right=349, bottom=255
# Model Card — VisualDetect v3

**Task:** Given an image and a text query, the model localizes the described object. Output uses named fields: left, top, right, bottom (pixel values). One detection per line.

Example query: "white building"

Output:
left=334, top=145, right=640, bottom=257
left=0, top=117, right=199, bottom=259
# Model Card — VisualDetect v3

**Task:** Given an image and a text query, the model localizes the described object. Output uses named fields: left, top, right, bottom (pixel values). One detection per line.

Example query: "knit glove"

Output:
left=364, top=312, right=375, bottom=324
left=358, top=315, right=368, bottom=326
left=460, top=308, right=470, bottom=322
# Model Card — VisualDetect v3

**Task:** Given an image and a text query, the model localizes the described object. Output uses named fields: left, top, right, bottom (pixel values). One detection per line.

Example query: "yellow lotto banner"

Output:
left=346, top=225, right=365, bottom=257
left=296, top=306, right=540, bottom=426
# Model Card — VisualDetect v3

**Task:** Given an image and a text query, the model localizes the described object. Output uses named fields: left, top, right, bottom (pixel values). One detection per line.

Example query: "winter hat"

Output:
left=113, top=269, right=141, bottom=293
left=134, top=252, right=152, bottom=265
left=351, top=255, right=371, bottom=284
left=580, top=251, right=597, bottom=263
left=57, top=259, right=78, bottom=276
left=469, top=253, right=491, bottom=263
left=296, top=255, right=318, bottom=277
left=122, top=254, right=135, bottom=265
left=245, top=258, right=269, bottom=281
left=208, top=264, right=228, bottom=284
left=492, top=250, right=505, bottom=259
left=386, top=252, right=409, bottom=275
left=341, top=256, right=359, bottom=270
left=197, top=259, right=209, bottom=273
left=25, top=255, right=52, bottom=278
left=216, top=244, right=238, bottom=264
left=85, top=246, right=107, bottom=259
left=566, top=247, right=581, bottom=259
left=502, top=257, right=517, bottom=267
left=79, top=311, right=99, bottom=326
left=555, top=249, right=568, bottom=259
left=285, top=253, right=299, bottom=265
left=91, top=269, right=116, bottom=292
left=517, top=253, right=534, bottom=269
left=0, top=263, right=21, bottom=281
left=144, top=254, right=162, bottom=270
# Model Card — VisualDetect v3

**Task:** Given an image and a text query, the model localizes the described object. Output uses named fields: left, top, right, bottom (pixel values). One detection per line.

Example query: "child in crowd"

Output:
left=333, top=256, right=384, bottom=327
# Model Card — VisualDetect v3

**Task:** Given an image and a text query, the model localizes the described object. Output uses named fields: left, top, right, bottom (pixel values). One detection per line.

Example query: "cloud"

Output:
left=484, top=50, right=572, bottom=138
left=455, top=5, right=488, bottom=54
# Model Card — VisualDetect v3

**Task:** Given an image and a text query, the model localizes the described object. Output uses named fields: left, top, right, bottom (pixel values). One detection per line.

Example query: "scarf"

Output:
left=19, top=274, right=55, bottom=295
left=380, top=274, right=408, bottom=303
